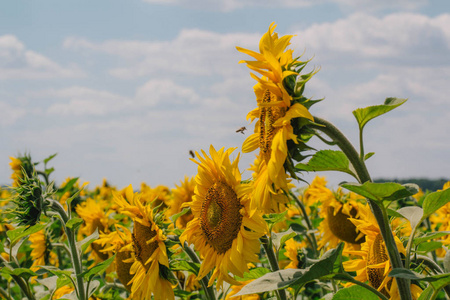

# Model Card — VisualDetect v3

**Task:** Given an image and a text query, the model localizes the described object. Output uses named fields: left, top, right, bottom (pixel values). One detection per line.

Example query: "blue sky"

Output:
left=1, top=0, right=450, bottom=190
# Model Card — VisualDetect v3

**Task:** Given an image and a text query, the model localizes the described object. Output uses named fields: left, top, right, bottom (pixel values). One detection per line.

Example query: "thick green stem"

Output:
left=310, top=116, right=412, bottom=300
left=182, top=241, right=216, bottom=300
left=260, top=235, right=287, bottom=300
left=49, top=200, right=86, bottom=300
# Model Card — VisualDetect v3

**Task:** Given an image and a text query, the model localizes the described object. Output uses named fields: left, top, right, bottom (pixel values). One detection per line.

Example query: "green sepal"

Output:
left=340, top=181, right=419, bottom=203
left=353, top=98, right=407, bottom=131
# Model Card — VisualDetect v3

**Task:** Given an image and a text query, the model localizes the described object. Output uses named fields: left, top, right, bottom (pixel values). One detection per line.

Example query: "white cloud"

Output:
left=294, top=13, right=450, bottom=66
left=0, top=101, right=26, bottom=125
left=64, top=29, right=260, bottom=79
left=0, top=35, right=84, bottom=80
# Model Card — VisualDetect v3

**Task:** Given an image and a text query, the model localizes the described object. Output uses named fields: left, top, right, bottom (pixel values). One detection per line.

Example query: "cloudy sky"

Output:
left=1, top=0, right=449, bottom=190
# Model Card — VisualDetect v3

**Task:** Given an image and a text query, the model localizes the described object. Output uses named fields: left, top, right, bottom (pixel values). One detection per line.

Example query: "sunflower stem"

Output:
left=48, top=199, right=86, bottom=300
left=310, top=116, right=412, bottom=300
left=10, top=274, right=35, bottom=300
left=289, top=191, right=319, bottom=257
left=0, top=287, right=13, bottom=300
left=181, top=241, right=216, bottom=300
left=260, top=235, right=287, bottom=300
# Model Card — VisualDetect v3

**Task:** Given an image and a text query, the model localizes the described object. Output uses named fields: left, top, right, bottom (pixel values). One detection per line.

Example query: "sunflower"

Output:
left=343, top=212, right=411, bottom=298
left=52, top=285, right=75, bottom=299
left=283, top=237, right=307, bottom=269
left=29, top=229, right=58, bottom=271
left=76, top=197, right=114, bottom=261
left=114, top=185, right=174, bottom=300
left=167, top=176, right=195, bottom=229
left=9, top=157, right=23, bottom=187
left=237, top=23, right=315, bottom=214
left=180, top=145, right=267, bottom=289
left=140, top=183, right=172, bottom=211
left=95, top=224, right=134, bottom=291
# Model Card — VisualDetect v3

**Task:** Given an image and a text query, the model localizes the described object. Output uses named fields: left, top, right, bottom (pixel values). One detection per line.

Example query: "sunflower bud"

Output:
left=9, top=171, right=51, bottom=227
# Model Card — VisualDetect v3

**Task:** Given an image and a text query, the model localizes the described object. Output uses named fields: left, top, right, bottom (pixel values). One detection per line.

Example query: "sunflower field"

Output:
left=2, top=23, right=450, bottom=300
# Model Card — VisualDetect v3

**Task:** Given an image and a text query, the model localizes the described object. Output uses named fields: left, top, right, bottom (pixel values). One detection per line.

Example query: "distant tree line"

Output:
left=374, top=178, right=449, bottom=192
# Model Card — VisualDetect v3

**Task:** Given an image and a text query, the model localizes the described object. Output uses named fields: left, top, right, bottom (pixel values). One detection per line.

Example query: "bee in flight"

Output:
left=236, top=127, right=246, bottom=134
left=189, top=150, right=195, bottom=158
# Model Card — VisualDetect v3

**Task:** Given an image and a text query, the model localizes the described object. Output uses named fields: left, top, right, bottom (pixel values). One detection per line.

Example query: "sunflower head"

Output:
left=9, top=171, right=52, bottom=227
left=9, top=154, right=34, bottom=187
left=180, top=145, right=267, bottom=289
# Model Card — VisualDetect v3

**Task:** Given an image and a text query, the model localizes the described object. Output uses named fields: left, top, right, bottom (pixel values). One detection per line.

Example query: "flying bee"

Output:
left=189, top=150, right=195, bottom=158
left=236, top=126, right=246, bottom=134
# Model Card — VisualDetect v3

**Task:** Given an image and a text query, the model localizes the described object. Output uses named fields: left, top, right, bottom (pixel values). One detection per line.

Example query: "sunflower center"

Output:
left=200, top=182, right=243, bottom=254
left=367, top=233, right=389, bottom=296
left=132, top=221, right=158, bottom=271
left=259, top=89, right=286, bottom=162
left=327, top=206, right=363, bottom=244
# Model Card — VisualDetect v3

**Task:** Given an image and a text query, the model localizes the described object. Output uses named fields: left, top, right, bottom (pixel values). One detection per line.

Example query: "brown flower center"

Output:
left=116, top=250, right=134, bottom=292
left=200, top=182, right=243, bottom=254
left=327, top=206, right=363, bottom=244
left=132, top=221, right=158, bottom=270
left=367, top=233, right=390, bottom=296
left=259, top=89, right=286, bottom=162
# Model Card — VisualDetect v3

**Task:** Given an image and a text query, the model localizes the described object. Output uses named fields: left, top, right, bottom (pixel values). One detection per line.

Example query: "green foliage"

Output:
left=352, top=98, right=407, bottom=131
left=295, top=150, right=357, bottom=179
left=341, top=181, right=419, bottom=203
left=331, top=285, right=380, bottom=300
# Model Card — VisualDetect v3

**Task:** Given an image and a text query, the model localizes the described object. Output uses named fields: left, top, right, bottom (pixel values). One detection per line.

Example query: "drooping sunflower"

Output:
left=343, top=212, right=421, bottom=298
left=180, top=145, right=267, bottom=289
left=283, top=237, right=307, bottom=269
left=237, top=23, right=315, bottom=214
left=29, top=229, right=58, bottom=271
left=114, top=185, right=174, bottom=300
left=95, top=224, right=134, bottom=291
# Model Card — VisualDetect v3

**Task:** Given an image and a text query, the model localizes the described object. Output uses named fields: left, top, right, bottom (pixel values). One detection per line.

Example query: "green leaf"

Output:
left=56, top=177, right=79, bottom=197
left=341, top=182, right=419, bottom=202
left=234, top=243, right=344, bottom=297
left=422, top=188, right=450, bottom=218
left=418, top=286, right=434, bottom=300
left=364, top=152, right=375, bottom=161
left=1, top=267, right=38, bottom=280
left=353, top=98, right=407, bottom=131
left=170, top=207, right=190, bottom=225
left=389, top=268, right=450, bottom=291
left=43, top=153, right=57, bottom=165
left=295, top=150, right=356, bottom=178
left=81, top=254, right=115, bottom=281
left=396, top=206, right=423, bottom=229
left=272, top=228, right=297, bottom=251
left=7, top=223, right=46, bottom=246
left=77, top=228, right=99, bottom=254
left=412, top=231, right=450, bottom=246
left=332, top=284, right=380, bottom=300
left=170, top=260, right=200, bottom=275
left=237, top=267, right=271, bottom=281
left=65, top=217, right=84, bottom=230
left=263, top=211, right=288, bottom=226
left=417, top=241, right=442, bottom=254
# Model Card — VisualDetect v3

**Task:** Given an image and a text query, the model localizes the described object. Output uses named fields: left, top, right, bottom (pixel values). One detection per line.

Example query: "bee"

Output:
left=236, top=126, right=246, bottom=134
left=189, top=150, right=195, bottom=158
